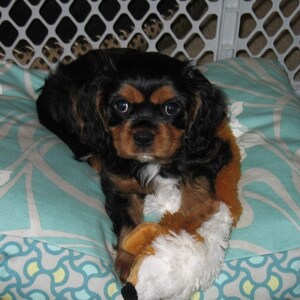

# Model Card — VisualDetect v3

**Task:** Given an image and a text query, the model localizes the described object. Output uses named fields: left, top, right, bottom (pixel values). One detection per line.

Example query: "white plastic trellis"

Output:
left=0, top=0, right=299, bottom=94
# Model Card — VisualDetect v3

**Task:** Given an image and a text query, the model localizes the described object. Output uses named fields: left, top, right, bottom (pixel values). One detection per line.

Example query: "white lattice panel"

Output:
left=0, top=0, right=299, bottom=93
left=235, top=0, right=300, bottom=94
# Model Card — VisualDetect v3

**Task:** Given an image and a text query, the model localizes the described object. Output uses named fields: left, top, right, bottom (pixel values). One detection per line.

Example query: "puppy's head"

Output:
left=105, top=81, right=187, bottom=163
left=70, top=49, right=226, bottom=164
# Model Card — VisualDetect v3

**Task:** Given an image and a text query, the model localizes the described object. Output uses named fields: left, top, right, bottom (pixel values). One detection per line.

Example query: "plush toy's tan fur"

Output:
left=215, top=120, right=242, bottom=226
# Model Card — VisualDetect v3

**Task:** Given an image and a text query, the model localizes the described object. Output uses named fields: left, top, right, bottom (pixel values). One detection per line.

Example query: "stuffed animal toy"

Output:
left=121, top=121, right=242, bottom=300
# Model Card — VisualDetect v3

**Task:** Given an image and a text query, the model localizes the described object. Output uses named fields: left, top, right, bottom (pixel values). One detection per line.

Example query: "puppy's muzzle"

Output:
left=133, top=130, right=155, bottom=147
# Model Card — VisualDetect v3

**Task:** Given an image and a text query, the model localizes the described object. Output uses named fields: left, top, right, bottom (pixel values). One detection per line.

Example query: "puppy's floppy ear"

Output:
left=36, top=50, right=114, bottom=159
left=181, top=64, right=230, bottom=177
left=72, top=82, right=111, bottom=154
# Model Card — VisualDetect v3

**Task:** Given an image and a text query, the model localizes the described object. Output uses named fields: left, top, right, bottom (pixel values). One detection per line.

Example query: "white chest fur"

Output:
left=139, top=163, right=181, bottom=222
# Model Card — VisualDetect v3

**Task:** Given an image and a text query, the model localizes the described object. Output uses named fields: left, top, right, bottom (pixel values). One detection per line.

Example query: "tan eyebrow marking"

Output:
left=118, top=84, right=144, bottom=104
left=150, top=86, right=177, bottom=105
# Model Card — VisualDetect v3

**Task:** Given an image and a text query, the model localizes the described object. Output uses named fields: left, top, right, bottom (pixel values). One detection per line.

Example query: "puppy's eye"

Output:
left=164, top=101, right=180, bottom=116
left=114, top=99, right=129, bottom=114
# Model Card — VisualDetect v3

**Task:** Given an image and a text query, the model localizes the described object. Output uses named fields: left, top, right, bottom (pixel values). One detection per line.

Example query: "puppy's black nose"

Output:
left=133, top=131, right=154, bottom=147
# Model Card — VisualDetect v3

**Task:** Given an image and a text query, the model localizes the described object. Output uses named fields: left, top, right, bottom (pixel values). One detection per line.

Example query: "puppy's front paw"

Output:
left=115, top=249, right=135, bottom=283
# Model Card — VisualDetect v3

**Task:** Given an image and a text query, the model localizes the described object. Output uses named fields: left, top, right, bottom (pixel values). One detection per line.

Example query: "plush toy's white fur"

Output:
left=135, top=203, right=232, bottom=300
left=134, top=163, right=233, bottom=300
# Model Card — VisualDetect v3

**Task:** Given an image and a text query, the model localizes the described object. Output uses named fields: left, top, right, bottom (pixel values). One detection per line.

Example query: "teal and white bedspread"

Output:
left=0, top=57, right=299, bottom=299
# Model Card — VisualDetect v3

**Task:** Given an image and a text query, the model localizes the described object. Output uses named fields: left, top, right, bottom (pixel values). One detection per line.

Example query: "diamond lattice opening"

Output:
left=239, top=13, right=257, bottom=38
left=184, top=34, right=205, bottom=58
left=61, top=56, right=74, bottom=65
left=99, top=0, right=120, bottom=21
left=253, top=0, right=273, bottom=19
left=247, top=31, right=268, bottom=55
left=40, top=0, right=62, bottom=25
left=0, top=0, right=11, bottom=8
left=156, top=33, right=176, bottom=55
left=28, top=0, right=41, bottom=4
left=274, top=29, right=293, bottom=54
left=263, top=12, right=283, bottom=37
left=158, top=0, right=178, bottom=20
left=128, top=33, right=149, bottom=51
left=171, top=14, right=192, bottom=39
left=71, top=36, right=92, bottom=58
left=85, top=15, right=106, bottom=42
left=294, top=69, right=300, bottom=81
left=0, top=46, right=5, bottom=60
left=30, top=57, right=49, bottom=70
left=128, top=0, right=150, bottom=20
left=200, top=14, right=218, bottom=40
left=42, top=38, right=63, bottom=64
left=284, top=47, right=300, bottom=71
left=114, top=14, right=135, bottom=41
left=280, top=0, right=299, bottom=17
left=187, top=0, right=208, bottom=21
left=261, top=48, right=278, bottom=60
left=0, top=21, right=18, bottom=47
left=56, top=17, right=77, bottom=43
left=13, top=40, right=34, bottom=65
left=174, top=52, right=188, bottom=62
left=197, top=51, right=214, bottom=65
left=236, top=50, right=250, bottom=58
left=100, top=34, right=121, bottom=49
left=70, top=0, right=91, bottom=23
left=143, top=14, right=163, bottom=40
left=290, top=11, right=300, bottom=35
left=26, top=19, right=48, bottom=45
left=9, top=0, right=32, bottom=26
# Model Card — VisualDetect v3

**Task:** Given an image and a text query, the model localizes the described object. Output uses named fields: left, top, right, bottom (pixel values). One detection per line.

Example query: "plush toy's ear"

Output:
left=122, top=222, right=167, bottom=256
left=215, top=121, right=243, bottom=226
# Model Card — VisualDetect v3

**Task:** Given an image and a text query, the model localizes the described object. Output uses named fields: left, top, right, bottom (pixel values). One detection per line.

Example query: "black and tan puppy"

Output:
left=36, top=49, right=241, bottom=289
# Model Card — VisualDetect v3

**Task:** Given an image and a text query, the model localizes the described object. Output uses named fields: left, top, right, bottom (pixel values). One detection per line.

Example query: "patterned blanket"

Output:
left=0, top=57, right=299, bottom=299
